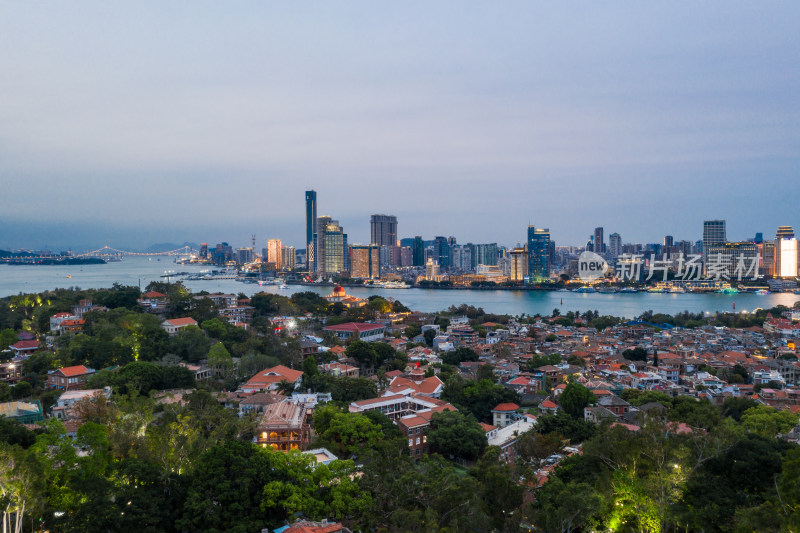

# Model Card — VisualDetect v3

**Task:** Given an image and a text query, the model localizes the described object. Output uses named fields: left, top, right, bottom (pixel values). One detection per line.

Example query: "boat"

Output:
left=279, top=284, right=289, bottom=290
left=716, top=287, right=739, bottom=294
left=573, top=286, right=596, bottom=293
left=597, top=287, right=617, bottom=294
left=755, top=289, right=770, bottom=295
left=619, top=287, right=638, bottom=293
left=667, top=286, right=686, bottom=293
left=646, top=287, right=665, bottom=293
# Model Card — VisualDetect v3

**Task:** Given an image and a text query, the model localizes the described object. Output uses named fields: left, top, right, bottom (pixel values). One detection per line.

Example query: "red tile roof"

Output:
left=493, top=402, right=520, bottom=412
left=57, top=365, right=92, bottom=377
left=244, top=365, right=303, bottom=388
left=10, top=340, right=38, bottom=350
left=323, top=322, right=385, bottom=332
left=166, top=317, right=198, bottom=327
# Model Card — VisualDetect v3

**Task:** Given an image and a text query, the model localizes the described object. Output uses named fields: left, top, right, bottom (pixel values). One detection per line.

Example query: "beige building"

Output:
left=350, top=244, right=380, bottom=279
left=266, top=239, right=282, bottom=270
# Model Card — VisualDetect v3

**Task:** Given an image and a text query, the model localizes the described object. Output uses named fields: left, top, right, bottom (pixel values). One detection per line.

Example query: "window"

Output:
left=408, top=439, right=413, bottom=447
left=416, top=438, right=420, bottom=445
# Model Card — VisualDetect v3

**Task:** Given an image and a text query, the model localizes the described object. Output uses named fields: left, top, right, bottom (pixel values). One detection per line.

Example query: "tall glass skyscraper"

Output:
left=412, top=236, right=425, bottom=266
left=305, top=190, right=317, bottom=270
left=702, top=220, right=726, bottom=272
left=528, top=226, right=550, bottom=282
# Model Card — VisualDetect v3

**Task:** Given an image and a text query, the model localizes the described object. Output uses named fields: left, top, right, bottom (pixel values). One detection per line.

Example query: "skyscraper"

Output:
left=593, top=227, right=604, bottom=254
left=370, top=215, right=398, bottom=247
left=433, top=236, right=450, bottom=269
left=266, top=239, right=282, bottom=270
left=510, top=247, right=528, bottom=282
left=702, top=220, right=726, bottom=263
left=609, top=233, right=622, bottom=259
left=776, top=226, right=798, bottom=279
left=349, top=244, right=380, bottom=279
left=316, top=216, right=346, bottom=276
left=305, top=191, right=317, bottom=270
left=528, top=226, right=550, bottom=283
left=663, top=235, right=674, bottom=248
left=412, top=236, right=425, bottom=267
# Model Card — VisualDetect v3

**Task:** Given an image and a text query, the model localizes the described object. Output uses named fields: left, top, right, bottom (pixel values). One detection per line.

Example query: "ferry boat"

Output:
left=619, top=287, right=638, bottom=293
left=573, top=286, right=596, bottom=293
left=716, top=287, right=739, bottom=294
left=755, top=289, right=770, bottom=295
left=646, top=287, right=665, bottom=293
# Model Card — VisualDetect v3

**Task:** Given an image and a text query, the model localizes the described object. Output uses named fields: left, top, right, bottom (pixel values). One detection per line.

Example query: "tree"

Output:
left=427, top=410, right=487, bottom=461
left=622, top=347, right=648, bottom=362
left=319, top=413, right=383, bottom=458
left=740, top=405, right=799, bottom=438
left=345, top=340, right=377, bottom=369
left=442, top=376, right=520, bottom=422
left=207, top=342, right=233, bottom=378
left=529, top=477, right=601, bottom=533
left=0, top=329, right=17, bottom=351
left=535, top=411, right=596, bottom=443
left=423, top=329, right=436, bottom=347
left=559, top=383, right=596, bottom=419
left=441, top=347, right=479, bottom=366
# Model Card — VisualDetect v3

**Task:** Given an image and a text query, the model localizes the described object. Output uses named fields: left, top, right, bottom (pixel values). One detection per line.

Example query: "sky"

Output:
left=1, top=2, right=799, bottom=251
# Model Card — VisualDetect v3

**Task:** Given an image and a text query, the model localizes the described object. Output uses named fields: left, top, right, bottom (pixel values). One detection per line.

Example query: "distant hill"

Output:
left=144, top=242, right=202, bottom=253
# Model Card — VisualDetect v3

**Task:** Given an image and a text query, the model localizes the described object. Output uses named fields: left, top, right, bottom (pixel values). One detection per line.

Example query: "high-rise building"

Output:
left=528, top=226, right=551, bottom=283
left=664, top=235, right=674, bottom=248
left=609, top=233, right=622, bottom=259
left=510, top=247, right=528, bottom=282
left=370, top=215, right=398, bottom=248
left=425, top=258, right=439, bottom=280
left=350, top=244, right=380, bottom=279
left=702, top=220, right=726, bottom=270
left=593, top=227, right=604, bottom=254
left=433, top=236, right=450, bottom=269
left=705, top=242, right=758, bottom=279
left=472, top=243, right=499, bottom=267
left=314, top=216, right=347, bottom=276
left=199, top=243, right=208, bottom=260
left=400, top=246, right=413, bottom=267
left=266, top=239, right=282, bottom=270
left=450, top=245, right=472, bottom=272
left=235, top=247, right=255, bottom=265
left=281, top=246, right=296, bottom=271
left=305, top=190, right=317, bottom=270
left=776, top=226, right=798, bottom=279
left=412, top=236, right=425, bottom=267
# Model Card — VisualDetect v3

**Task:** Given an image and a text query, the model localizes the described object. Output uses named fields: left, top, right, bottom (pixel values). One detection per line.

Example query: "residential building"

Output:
left=266, top=239, right=282, bottom=270
left=492, top=402, right=520, bottom=427
left=609, top=233, right=622, bottom=259
left=323, top=322, right=386, bottom=342
left=9, top=340, right=38, bottom=357
left=510, top=247, right=528, bottom=282
left=242, top=365, right=304, bottom=393
left=594, top=227, right=604, bottom=254
left=315, top=216, right=347, bottom=276
left=705, top=242, right=759, bottom=279
left=161, top=317, right=198, bottom=335
left=281, top=245, right=296, bottom=271
left=47, top=365, right=96, bottom=390
left=350, top=244, right=380, bottom=279
left=255, top=400, right=310, bottom=452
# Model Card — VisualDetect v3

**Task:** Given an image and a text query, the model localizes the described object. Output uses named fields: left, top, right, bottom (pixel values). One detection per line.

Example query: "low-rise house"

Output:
left=237, top=392, right=284, bottom=416
left=9, top=340, right=39, bottom=357
left=0, top=361, right=22, bottom=383
left=492, top=402, right=520, bottom=428
left=487, top=417, right=537, bottom=464
left=302, top=448, right=339, bottom=466
left=0, top=401, right=42, bottom=424
left=52, top=387, right=112, bottom=420
left=161, top=317, right=199, bottom=335
left=47, top=365, right=96, bottom=390
left=255, top=400, right=310, bottom=452
left=323, top=322, right=386, bottom=342
left=319, top=362, right=359, bottom=378
left=242, top=365, right=303, bottom=393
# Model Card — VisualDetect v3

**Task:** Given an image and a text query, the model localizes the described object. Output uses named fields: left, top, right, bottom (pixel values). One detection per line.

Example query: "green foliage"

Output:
left=558, top=382, right=596, bottom=419
left=441, top=346, right=479, bottom=366
left=527, top=352, right=561, bottom=370
left=427, top=410, right=487, bottom=461
left=740, top=404, right=799, bottom=438
left=442, top=376, right=521, bottom=422
left=317, top=412, right=383, bottom=458
left=622, top=346, right=648, bottom=361
left=0, top=328, right=17, bottom=351
left=536, top=411, right=596, bottom=443
left=88, top=361, right=195, bottom=395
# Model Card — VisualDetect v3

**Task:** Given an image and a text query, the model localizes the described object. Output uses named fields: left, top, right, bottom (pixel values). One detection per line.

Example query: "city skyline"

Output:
left=2, top=3, right=800, bottom=250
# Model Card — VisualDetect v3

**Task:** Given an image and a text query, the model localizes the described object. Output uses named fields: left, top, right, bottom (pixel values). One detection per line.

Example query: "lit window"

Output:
left=408, top=439, right=413, bottom=447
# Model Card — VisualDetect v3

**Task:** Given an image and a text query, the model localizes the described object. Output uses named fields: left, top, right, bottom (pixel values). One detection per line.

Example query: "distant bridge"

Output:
left=75, top=245, right=198, bottom=257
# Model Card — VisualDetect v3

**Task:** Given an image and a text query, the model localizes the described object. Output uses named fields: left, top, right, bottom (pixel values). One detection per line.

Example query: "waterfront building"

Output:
left=472, top=243, right=499, bottom=267
left=370, top=215, right=398, bottom=248
left=315, top=216, right=347, bottom=276
left=594, top=227, right=604, bottom=254
left=528, top=226, right=550, bottom=283
left=776, top=226, right=798, bottom=279
left=702, top=220, right=726, bottom=272
left=323, top=286, right=367, bottom=309
left=350, top=244, right=380, bottom=279
left=758, top=241, right=776, bottom=277
left=305, top=190, right=317, bottom=270
left=266, top=239, right=282, bottom=270
left=199, top=243, right=208, bottom=260
left=400, top=246, right=413, bottom=266
left=425, top=258, right=440, bottom=280
left=281, top=245, right=296, bottom=271
left=705, top=242, right=759, bottom=279
left=412, top=236, right=425, bottom=266
left=432, top=236, right=450, bottom=269
left=510, top=247, right=528, bottom=282
left=450, top=245, right=472, bottom=272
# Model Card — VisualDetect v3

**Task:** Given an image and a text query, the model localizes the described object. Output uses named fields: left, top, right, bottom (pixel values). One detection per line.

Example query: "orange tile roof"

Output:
left=166, top=317, right=198, bottom=327
left=58, top=365, right=92, bottom=377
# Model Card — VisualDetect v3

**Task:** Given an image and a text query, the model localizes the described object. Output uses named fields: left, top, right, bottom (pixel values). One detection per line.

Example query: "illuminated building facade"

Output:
left=776, top=226, right=798, bottom=279
left=703, top=219, right=726, bottom=272
left=528, top=226, right=550, bottom=283
left=266, top=239, right=282, bottom=270
left=510, top=247, right=528, bottom=282
left=350, top=244, right=380, bottom=279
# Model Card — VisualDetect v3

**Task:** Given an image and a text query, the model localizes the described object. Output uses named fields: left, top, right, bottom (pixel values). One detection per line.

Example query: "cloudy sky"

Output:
left=1, top=2, right=799, bottom=251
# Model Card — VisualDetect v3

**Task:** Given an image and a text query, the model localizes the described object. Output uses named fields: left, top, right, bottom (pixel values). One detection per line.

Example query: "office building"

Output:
left=609, top=233, right=622, bottom=259
left=705, top=242, right=759, bottom=279
left=527, top=226, right=550, bottom=283
left=510, top=247, right=528, bottom=282
left=305, top=190, right=317, bottom=270
left=266, top=239, right=282, bottom=270
left=315, top=216, right=347, bottom=276
left=702, top=220, right=727, bottom=271
left=400, top=246, right=413, bottom=267
left=199, top=243, right=208, bottom=260
left=412, top=236, right=425, bottom=267
left=472, top=243, right=499, bottom=267
left=593, top=227, right=604, bottom=254
left=370, top=215, right=398, bottom=248
left=236, top=248, right=255, bottom=265
left=433, top=236, right=450, bottom=269
left=450, top=245, right=472, bottom=272
left=776, top=226, right=798, bottom=279
left=350, top=245, right=380, bottom=279
left=664, top=235, right=674, bottom=249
